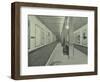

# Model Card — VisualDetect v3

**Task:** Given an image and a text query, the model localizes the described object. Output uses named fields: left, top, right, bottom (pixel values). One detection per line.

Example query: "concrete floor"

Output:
left=46, top=43, right=87, bottom=66
left=28, top=42, right=57, bottom=66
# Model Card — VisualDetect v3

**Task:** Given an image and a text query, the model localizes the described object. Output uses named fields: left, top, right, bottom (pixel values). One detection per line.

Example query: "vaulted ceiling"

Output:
left=70, top=17, right=88, bottom=31
left=36, top=15, right=65, bottom=40
left=35, top=15, right=87, bottom=41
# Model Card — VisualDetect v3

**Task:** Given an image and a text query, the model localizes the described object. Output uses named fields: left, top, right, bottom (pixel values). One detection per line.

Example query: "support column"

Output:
left=68, top=17, right=74, bottom=57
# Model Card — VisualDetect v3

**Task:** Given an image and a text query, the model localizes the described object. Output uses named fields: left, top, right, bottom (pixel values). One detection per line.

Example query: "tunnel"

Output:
left=28, top=15, right=88, bottom=66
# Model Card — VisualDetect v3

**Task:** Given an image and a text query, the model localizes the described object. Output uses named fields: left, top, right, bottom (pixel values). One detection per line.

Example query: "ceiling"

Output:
left=36, top=15, right=65, bottom=40
left=70, top=17, right=88, bottom=31
left=35, top=15, right=87, bottom=40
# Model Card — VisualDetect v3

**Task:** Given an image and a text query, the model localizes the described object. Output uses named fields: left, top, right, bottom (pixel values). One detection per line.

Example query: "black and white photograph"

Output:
left=11, top=2, right=97, bottom=79
left=28, top=15, right=88, bottom=66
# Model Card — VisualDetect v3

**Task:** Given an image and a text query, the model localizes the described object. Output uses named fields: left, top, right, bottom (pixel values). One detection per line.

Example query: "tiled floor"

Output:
left=46, top=43, right=87, bottom=66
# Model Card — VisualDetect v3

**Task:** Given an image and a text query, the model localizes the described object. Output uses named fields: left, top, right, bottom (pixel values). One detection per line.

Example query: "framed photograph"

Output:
left=11, top=2, right=98, bottom=80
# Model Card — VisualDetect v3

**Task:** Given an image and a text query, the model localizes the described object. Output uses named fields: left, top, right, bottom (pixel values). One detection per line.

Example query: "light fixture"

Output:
left=65, top=25, right=69, bottom=29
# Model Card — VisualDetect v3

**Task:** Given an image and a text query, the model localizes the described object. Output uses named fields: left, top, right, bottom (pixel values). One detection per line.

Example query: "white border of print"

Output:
left=20, top=7, right=94, bottom=75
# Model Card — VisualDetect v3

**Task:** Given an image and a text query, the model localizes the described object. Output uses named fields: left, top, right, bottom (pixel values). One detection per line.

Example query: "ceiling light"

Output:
left=65, top=25, right=69, bottom=29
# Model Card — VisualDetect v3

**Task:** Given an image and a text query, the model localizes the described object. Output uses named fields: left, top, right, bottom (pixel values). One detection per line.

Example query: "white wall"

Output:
left=74, top=24, right=88, bottom=46
left=0, top=0, right=100, bottom=82
left=28, top=16, right=56, bottom=51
